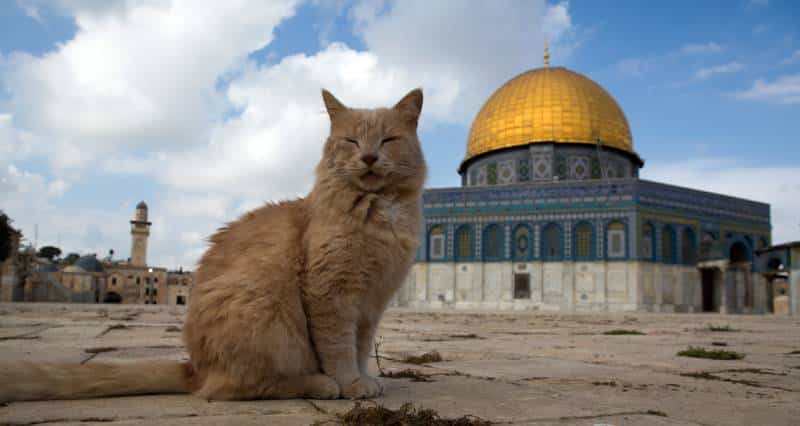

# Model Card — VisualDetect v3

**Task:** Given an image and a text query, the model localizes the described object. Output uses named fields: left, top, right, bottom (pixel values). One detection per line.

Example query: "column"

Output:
left=719, top=267, right=728, bottom=314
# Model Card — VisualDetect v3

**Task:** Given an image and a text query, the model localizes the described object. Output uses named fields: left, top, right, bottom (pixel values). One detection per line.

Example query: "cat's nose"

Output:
left=361, top=153, right=378, bottom=166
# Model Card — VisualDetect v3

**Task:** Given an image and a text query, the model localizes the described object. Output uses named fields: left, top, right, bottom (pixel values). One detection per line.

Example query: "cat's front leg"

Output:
left=306, top=305, right=382, bottom=399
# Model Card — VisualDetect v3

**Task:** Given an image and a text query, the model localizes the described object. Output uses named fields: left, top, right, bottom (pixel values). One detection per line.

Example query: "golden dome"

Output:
left=466, top=67, right=635, bottom=161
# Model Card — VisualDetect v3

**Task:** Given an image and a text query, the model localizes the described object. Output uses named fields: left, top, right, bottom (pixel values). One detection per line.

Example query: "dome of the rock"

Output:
left=465, top=66, right=635, bottom=162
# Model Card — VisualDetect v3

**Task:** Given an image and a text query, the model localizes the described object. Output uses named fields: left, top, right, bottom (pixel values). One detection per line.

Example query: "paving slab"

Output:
left=0, top=303, right=798, bottom=425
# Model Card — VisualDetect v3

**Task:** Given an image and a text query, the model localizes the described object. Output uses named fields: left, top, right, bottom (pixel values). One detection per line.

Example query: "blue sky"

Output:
left=1, top=0, right=798, bottom=269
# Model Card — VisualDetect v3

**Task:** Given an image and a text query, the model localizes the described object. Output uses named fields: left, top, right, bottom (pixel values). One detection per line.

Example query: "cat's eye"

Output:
left=344, top=138, right=359, bottom=146
left=381, top=136, right=400, bottom=145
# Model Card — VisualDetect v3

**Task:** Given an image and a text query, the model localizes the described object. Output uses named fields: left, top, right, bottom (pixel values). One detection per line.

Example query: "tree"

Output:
left=0, top=212, right=13, bottom=263
left=63, top=253, right=80, bottom=265
left=37, top=246, right=62, bottom=261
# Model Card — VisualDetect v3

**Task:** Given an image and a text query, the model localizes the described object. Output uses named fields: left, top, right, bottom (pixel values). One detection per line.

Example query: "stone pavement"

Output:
left=1, top=303, right=799, bottom=425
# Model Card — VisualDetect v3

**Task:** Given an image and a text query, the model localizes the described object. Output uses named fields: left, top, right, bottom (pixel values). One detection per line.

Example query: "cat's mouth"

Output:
left=359, top=170, right=383, bottom=187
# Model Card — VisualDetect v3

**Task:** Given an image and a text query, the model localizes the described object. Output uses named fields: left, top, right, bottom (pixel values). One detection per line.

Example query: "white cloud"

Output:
left=733, top=74, right=800, bottom=104
left=694, top=61, right=743, bottom=80
left=1, top=0, right=575, bottom=269
left=680, top=42, right=724, bottom=55
left=643, top=158, right=800, bottom=244
left=353, top=0, right=572, bottom=123
left=1, top=0, right=298, bottom=174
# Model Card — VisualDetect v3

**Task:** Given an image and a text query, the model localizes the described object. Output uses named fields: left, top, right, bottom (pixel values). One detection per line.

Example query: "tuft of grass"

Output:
left=603, top=329, right=645, bottom=336
left=327, top=402, right=492, bottom=426
left=449, top=333, right=484, bottom=340
left=711, top=341, right=728, bottom=347
left=707, top=324, right=737, bottom=332
left=380, top=369, right=434, bottom=382
left=647, top=409, right=668, bottom=417
left=677, top=346, right=744, bottom=361
left=165, top=325, right=182, bottom=332
left=402, top=350, right=443, bottom=365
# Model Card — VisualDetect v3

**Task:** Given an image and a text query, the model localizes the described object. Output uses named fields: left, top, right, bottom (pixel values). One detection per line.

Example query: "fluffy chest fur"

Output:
left=303, top=191, right=420, bottom=304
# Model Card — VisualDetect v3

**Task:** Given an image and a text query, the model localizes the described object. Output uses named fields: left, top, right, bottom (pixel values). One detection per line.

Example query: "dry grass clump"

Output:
left=380, top=369, right=434, bottom=382
left=402, top=350, right=443, bottom=365
left=707, top=324, right=737, bottom=332
left=677, top=346, right=744, bottom=360
left=331, top=402, right=492, bottom=426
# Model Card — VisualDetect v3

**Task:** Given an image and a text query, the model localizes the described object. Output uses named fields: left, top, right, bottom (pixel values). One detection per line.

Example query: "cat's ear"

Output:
left=321, top=89, right=347, bottom=120
left=393, top=88, right=423, bottom=126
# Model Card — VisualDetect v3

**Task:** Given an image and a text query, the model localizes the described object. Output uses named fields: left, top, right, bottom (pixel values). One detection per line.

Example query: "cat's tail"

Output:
left=0, top=360, right=193, bottom=402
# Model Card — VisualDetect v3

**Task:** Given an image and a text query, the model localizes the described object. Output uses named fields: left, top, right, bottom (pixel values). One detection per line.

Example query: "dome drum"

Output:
left=460, top=143, right=640, bottom=187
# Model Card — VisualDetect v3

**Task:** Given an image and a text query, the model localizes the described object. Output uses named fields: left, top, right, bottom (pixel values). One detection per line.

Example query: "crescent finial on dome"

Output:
left=544, top=39, right=550, bottom=67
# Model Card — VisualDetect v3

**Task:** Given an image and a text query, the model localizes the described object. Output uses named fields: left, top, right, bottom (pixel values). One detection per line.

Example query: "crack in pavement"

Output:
left=680, top=371, right=796, bottom=392
left=499, top=409, right=669, bottom=424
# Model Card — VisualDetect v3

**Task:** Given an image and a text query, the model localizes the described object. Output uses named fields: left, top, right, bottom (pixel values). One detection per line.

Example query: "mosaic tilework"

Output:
left=569, top=156, right=590, bottom=180
left=591, top=157, right=602, bottom=179
left=555, top=155, right=567, bottom=180
left=517, top=157, right=530, bottom=182
left=476, top=166, right=487, bottom=186
left=487, top=163, right=497, bottom=185
left=532, top=155, right=552, bottom=180
left=498, top=160, right=515, bottom=184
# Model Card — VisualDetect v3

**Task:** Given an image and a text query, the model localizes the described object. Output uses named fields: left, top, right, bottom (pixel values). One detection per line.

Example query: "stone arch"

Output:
left=573, top=221, right=594, bottom=259
left=512, top=224, right=533, bottom=261
left=427, top=225, right=445, bottom=261
left=482, top=224, right=503, bottom=261
left=454, top=224, right=474, bottom=261
left=103, top=291, right=122, bottom=304
left=729, top=241, right=750, bottom=264
left=541, top=223, right=563, bottom=261
left=605, top=221, right=627, bottom=259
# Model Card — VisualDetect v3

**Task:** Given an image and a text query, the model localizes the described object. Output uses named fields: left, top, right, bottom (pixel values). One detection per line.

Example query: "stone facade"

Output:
left=394, top=176, right=782, bottom=314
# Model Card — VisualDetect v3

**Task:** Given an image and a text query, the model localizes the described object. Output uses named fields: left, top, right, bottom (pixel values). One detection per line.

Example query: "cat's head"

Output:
left=316, top=89, right=426, bottom=195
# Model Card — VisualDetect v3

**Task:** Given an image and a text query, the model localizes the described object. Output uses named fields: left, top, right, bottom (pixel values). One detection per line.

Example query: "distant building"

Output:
left=2, top=202, right=194, bottom=306
left=394, top=52, right=797, bottom=315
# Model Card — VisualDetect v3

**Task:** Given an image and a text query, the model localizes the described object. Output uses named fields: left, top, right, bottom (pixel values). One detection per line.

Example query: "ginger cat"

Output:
left=0, top=88, right=426, bottom=402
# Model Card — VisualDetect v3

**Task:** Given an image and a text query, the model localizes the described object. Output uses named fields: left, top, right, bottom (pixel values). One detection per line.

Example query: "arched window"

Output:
left=730, top=241, right=750, bottom=263
left=641, top=223, right=654, bottom=261
left=681, top=227, right=697, bottom=265
left=512, top=225, right=532, bottom=261
left=606, top=222, right=626, bottom=258
left=661, top=226, right=676, bottom=264
left=541, top=223, right=563, bottom=261
left=483, top=224, right=503, bottom=260
left=428, top=226, right=445, bottom=260
left=574, top=222, right=594, bottom=259
left=454, top=225, right=473, bottom=261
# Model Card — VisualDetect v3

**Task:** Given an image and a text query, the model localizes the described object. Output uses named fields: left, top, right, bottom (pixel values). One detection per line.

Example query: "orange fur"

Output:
left=0, top=89, right=426, bottom=402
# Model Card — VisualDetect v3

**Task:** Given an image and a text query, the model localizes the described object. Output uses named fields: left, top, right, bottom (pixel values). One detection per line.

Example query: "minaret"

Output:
left=129, top=201, right=151, bottom=267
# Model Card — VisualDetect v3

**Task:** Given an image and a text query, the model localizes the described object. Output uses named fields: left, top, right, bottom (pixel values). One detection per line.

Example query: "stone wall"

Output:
left=396, top=261, right=692, bottom=312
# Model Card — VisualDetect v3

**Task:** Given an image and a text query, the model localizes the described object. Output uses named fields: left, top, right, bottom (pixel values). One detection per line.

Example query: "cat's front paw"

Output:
left=340, top=375, right=383, bottom=399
